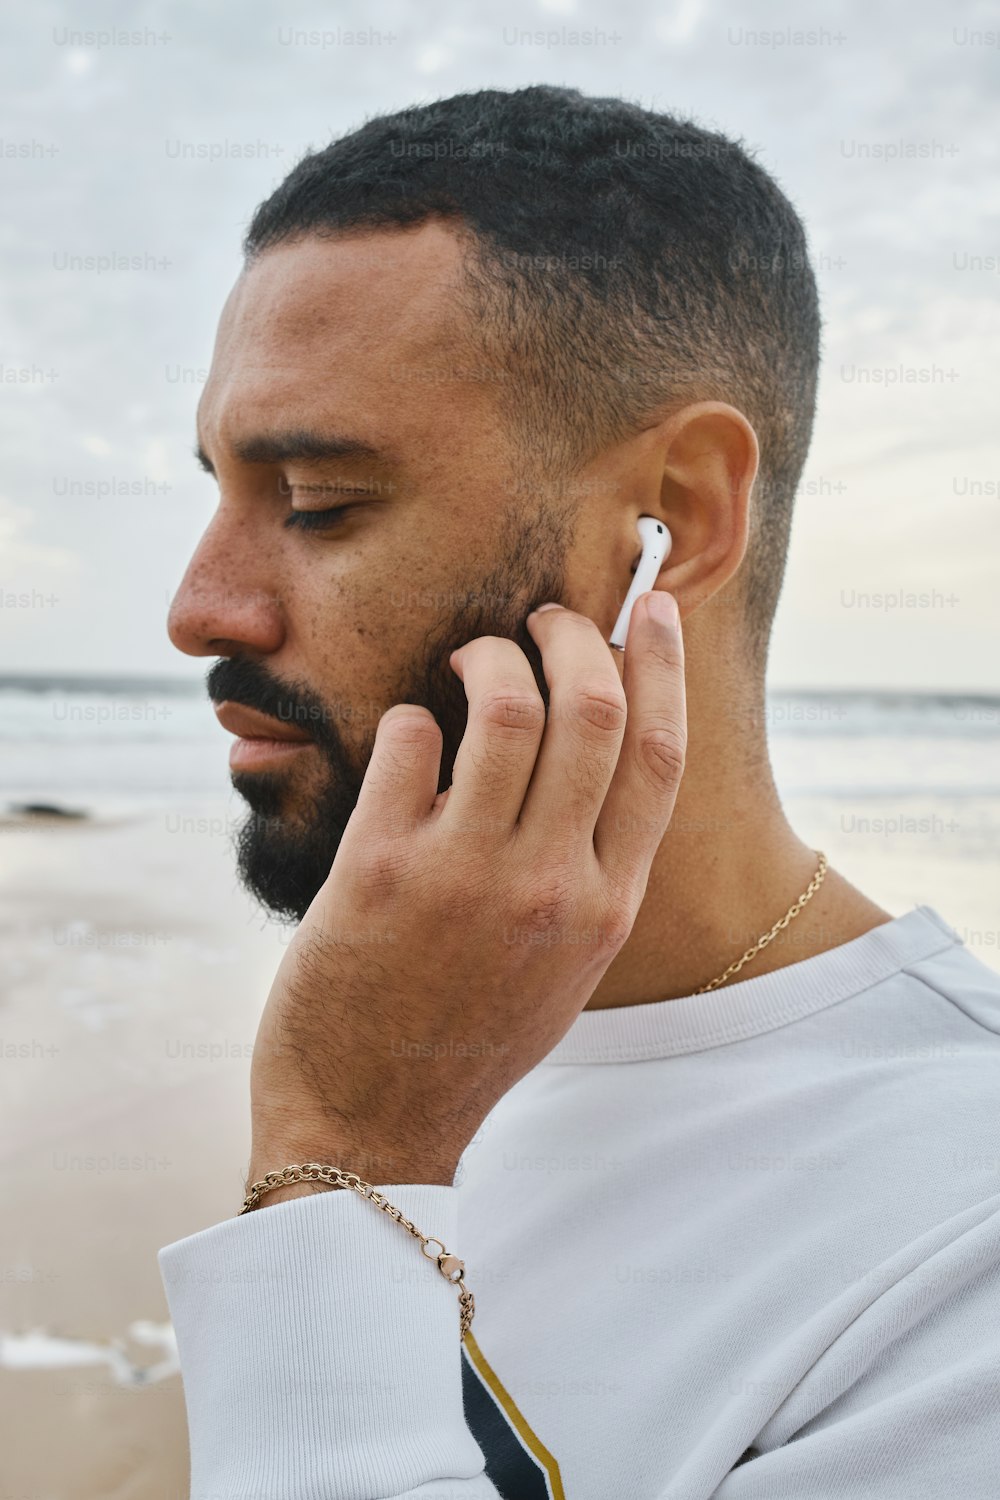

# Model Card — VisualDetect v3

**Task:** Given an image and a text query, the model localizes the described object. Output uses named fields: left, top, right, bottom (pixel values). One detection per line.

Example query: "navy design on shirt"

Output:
left=461, top=1331, right=565, bottom=1499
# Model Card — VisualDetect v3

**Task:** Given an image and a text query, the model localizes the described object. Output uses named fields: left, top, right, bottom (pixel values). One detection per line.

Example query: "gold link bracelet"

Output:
left=238, top=1162, right=475, bottom=1340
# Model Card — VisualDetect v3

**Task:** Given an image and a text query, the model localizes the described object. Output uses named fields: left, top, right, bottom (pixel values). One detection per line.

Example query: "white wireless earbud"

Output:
left=609, top=516, right=672, bottom=651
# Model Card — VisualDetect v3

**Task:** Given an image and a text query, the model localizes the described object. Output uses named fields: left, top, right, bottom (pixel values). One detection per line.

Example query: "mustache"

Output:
left=205, top=656, right=335, bottom=744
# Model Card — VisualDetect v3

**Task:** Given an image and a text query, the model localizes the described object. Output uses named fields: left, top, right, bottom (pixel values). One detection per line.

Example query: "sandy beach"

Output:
left=0, top=799, right=287, bottom=1497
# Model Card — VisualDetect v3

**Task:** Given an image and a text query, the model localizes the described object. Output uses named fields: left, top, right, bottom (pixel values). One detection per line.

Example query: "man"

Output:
left=159, top=86, right=1000, bottom=1498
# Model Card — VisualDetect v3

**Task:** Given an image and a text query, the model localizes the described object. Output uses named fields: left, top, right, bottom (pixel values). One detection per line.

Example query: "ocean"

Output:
left=2, top=675, right=999, bottom=966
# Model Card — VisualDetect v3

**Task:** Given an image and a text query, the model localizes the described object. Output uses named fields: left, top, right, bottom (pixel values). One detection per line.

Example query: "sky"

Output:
left=2, top=0, right=998, bottom=690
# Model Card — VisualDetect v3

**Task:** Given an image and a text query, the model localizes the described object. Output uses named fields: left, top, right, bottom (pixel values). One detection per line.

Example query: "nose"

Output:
left=167, top=510, right=285, bottom=660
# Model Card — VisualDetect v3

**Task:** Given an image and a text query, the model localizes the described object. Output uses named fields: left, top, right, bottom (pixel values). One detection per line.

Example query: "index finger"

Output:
left=593, top=591, right=687, bottom=891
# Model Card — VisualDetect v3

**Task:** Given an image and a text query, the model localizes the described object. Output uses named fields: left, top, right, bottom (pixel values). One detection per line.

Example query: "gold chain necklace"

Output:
left=694, top=852, right=829, bottom=994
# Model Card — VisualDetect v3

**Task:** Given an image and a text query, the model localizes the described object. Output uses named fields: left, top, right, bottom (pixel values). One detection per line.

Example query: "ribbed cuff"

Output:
left=159, top=1184, right=486, bottom=1500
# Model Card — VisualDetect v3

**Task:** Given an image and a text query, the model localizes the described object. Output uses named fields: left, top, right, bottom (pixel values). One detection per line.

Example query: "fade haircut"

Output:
left=245, top=85, right=821, bottom=667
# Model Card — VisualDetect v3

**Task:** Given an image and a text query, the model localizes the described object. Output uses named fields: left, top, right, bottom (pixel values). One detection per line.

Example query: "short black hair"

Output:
left=245, top=84, right=821, bottom=667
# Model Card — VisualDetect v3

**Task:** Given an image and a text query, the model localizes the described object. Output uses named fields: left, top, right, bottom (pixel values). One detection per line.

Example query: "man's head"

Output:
left=168, top=85, right=820, bottom=922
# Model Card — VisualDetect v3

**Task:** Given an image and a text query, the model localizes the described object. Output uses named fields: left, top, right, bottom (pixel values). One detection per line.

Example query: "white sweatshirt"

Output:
left=159, top=906, right=1000, bottom=1499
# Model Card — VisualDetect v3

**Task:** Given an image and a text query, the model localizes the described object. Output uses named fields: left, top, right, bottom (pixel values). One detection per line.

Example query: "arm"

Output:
left=162, top=595, right=685, bottom=1496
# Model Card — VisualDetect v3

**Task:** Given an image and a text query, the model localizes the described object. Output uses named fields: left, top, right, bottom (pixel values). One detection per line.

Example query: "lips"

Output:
left=213, top=699, right=317, bottom=772
left=212, top=700, right=314, bottom=744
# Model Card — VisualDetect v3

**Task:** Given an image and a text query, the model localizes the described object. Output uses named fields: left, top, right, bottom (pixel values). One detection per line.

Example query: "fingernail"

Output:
left=531, top=602, right=562, bottom=614
left=645, top=593, right=678, bottom=627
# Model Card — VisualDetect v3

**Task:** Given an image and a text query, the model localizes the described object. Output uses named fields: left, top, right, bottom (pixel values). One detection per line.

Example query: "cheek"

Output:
left=287, top=599, right=394, bottom=744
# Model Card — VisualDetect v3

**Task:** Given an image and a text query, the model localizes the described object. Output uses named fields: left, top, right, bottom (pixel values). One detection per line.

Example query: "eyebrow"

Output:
left=194, top=428, right=396, bottom=476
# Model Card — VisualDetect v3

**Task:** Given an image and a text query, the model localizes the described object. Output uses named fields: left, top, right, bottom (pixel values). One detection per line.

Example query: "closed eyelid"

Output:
left=282, top=505, right=355, bottom=532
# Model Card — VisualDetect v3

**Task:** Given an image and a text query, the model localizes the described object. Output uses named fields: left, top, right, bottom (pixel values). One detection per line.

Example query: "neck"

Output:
left=586, top=695, right=891, bottom=1010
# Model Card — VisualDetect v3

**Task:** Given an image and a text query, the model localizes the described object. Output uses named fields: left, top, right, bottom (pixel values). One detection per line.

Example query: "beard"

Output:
left=206, top=499, right=572, bottom=924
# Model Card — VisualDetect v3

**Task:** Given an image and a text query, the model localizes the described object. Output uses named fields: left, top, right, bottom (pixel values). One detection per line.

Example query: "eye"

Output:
left=283, top=505, right=355, bottom=532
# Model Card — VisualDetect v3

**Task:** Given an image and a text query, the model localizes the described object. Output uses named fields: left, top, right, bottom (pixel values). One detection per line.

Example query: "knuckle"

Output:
left=571, top=683, right=628, bottom=735
left=637, top=724, right=687, bottom=786
left=380, top=706, right=440, bottom=745
left=556, top=608, right=599, bottom=635
left=600, top=903, right=636, bottom=953
left=459, top=633, right=506, bottom=656
left=477, top=690, right=546, bottom=735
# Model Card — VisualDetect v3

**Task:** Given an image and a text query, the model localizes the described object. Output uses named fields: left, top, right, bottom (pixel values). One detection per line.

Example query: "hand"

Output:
left=247, top=593, right=686, bottom=1195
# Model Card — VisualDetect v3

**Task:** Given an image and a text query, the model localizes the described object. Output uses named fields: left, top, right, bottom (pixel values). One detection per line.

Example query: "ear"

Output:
left=654, top=401, right=758, bottom=613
